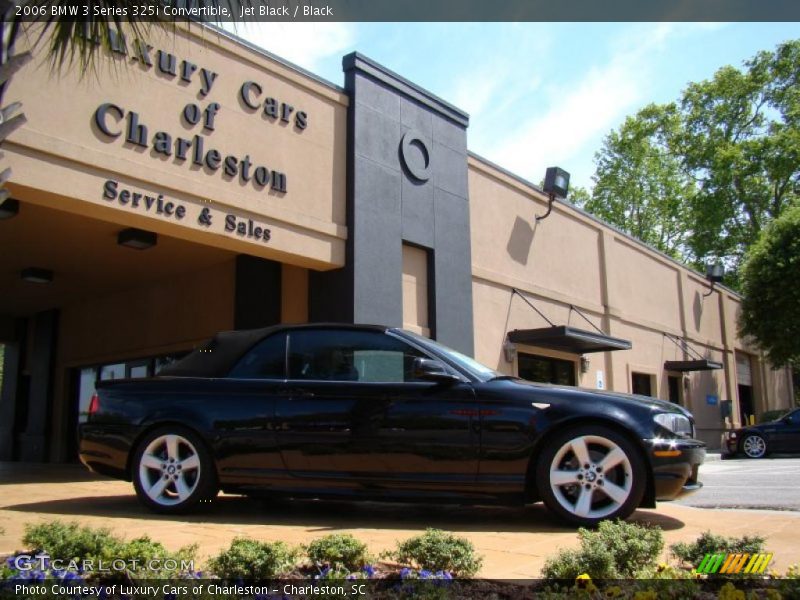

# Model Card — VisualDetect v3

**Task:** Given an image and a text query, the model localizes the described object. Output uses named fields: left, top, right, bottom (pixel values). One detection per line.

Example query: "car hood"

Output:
left=502, top=378, right=692, bottom=417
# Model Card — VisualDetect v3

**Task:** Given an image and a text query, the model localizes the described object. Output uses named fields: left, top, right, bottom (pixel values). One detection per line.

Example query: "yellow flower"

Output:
left=718, top=582, right=745, bottom=600
left=605, top=586, right=623, bottom=598
left=765, top=589, right=782, bottom=600
left=633, top=591, right=657, bottom=600
left=575, top=573, right=597, bottom=593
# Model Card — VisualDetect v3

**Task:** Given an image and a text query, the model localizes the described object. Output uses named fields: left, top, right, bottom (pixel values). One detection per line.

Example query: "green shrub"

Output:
left=670, top=531, right=765, bottom=567
left=394, top=529, right=482, bottom=577
left=23, top=521, right=118, bottom=562
left=115, top=536, right=197, bottom=578
left=207, top=538, right=299, bottom=579
left=306, top=534, right=371, bottom=571
left=19, top=520, right=196, bottom=580
left=541, top=520, right=663, bottom=580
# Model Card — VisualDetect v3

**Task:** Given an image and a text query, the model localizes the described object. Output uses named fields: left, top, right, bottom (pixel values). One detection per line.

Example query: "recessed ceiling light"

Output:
left=117, top=228, right=157, bottom=250
left=21, top=267, right=53, bottom=284
left=0, top=198, right=19, bottom=219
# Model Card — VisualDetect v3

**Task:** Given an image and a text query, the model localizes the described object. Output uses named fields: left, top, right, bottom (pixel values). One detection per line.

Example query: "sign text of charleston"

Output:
left=93, top=29, right=308, bottom=243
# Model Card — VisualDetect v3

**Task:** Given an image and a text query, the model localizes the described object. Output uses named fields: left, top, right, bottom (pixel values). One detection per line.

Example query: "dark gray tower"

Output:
left=310, top=53, right=474, bottom=355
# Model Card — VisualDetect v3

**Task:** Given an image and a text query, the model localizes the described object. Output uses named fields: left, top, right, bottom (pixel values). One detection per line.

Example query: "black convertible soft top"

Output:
left=158, top=325, right=281, bottom=378
left=157, top=323, right=389, bottom=378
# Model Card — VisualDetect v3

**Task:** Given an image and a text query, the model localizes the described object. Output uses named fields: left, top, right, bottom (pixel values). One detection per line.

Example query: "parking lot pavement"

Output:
left=1, top=463, right=799, bottom=578
left=677, top=456, right=800, bottom=511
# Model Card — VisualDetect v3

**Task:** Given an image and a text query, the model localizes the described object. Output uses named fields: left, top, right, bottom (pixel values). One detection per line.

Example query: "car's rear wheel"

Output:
left=741, top=434, right=767, bottom=459
left=536, top=425, right=646, bottom=526
left=132, top=427, right=217, bottom=513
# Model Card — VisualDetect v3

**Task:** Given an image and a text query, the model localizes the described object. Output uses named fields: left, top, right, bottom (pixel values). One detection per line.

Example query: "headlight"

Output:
left=654, top=413, right=693, bottom=437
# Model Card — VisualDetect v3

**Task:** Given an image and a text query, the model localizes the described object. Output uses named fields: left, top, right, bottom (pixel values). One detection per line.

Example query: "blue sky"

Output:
left=228, top=22, right=799, bottom=190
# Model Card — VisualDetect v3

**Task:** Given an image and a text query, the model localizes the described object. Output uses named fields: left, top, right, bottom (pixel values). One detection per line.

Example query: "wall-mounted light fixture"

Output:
left=702, top=262, right=724, bottom=297
left=536, top=166, right=570, bottom=222
left=117, top=228, right=157, bottom=250
left=21, top=267, right=53, bottom=284
left=0, top=198, right=19, bottom=219
left=580, top=355, right=590, bottom=374
left=503, top=337, right=517, bottom=363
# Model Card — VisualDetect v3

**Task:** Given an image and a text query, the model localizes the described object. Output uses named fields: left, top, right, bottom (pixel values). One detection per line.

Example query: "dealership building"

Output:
left=0, top=24, right=794, bottom=461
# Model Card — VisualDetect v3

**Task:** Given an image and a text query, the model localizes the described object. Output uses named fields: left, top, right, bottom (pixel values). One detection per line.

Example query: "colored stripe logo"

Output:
left=695, top=553, right=773, bottom=574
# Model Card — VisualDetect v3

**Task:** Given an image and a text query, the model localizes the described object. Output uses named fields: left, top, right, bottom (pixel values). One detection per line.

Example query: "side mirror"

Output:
left=413, top=358, right=460, bottom=384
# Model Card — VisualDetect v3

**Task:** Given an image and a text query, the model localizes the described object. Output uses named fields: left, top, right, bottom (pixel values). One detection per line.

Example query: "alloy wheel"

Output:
left=742, top=434, right=766, bottom=458
left=548, top=434, right=634, bottom=520
left=138, top=434, right=202, bottom=506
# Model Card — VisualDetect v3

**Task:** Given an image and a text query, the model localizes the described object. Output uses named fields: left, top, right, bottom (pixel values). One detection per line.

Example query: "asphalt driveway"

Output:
left=677, top=456, right=800, bottom=511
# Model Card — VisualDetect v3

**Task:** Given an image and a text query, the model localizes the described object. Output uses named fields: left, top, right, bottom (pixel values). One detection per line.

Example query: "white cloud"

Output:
left=483, top=54, right=644, bottom=183
left=477, top=24, right=688, bottom=186
left=220, top=22, right=356, bottom=73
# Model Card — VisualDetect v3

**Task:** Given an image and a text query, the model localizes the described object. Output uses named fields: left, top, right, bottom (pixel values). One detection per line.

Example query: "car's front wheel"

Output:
left=536, top=424, right=646, bottom=526
left=741, top=434, right=767, bottom=459
left=132, top=427, right=217, bottom=513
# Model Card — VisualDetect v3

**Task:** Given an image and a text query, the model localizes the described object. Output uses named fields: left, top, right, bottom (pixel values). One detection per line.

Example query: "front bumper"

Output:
left=644, top=438, right=706, bottom=500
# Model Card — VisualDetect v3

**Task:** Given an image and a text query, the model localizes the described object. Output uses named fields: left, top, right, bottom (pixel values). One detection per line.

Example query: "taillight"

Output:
left=88, top=393, right=100, bottom=416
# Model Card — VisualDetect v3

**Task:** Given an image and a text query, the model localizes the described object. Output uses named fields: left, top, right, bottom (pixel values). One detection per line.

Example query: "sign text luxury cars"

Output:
left=91, top=30, right=308, bottom=195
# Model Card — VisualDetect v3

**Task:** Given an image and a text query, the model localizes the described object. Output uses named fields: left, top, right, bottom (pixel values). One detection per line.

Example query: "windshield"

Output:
left=395, top=329, right=503, bottom=382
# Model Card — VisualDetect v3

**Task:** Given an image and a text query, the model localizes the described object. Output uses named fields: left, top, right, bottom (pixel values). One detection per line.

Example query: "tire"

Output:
left=535, top=424, right=646, bottom=527
left=741, top=434, right=767, bottom=459
left=132, top=426, right=217, bottom=514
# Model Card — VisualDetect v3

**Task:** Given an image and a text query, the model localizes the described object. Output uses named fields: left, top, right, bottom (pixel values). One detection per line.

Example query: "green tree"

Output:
left=679, top=40, right=800, bottom=286
left=738, top=204, right=800, bottom=368
left=583, top=104, right=692, bottom=259
left=582, top=39, right=800, bottom=287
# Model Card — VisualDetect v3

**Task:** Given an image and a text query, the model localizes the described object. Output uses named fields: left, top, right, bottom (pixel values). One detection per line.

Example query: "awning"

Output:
left=664, top=359, right=723, bottom=372
left=507, top=326, right=632, bottom=354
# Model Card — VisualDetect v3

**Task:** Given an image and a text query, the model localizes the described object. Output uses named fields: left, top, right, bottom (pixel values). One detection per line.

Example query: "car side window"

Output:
left=287, top=329, right=427, bottom=383
left=788, top=411, right=800, bottom=425
left=229, top=334, right=286, bottom=379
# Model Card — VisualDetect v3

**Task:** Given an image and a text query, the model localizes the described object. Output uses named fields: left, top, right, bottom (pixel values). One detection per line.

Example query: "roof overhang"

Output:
left=664, top=359, right=723, bottom=372
left=507, top=326, right=632, bottom=354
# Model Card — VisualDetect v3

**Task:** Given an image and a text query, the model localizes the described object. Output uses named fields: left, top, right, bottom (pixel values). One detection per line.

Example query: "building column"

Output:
left=718, top=293, right=740, bottom=428
left=597, top=230, right=616, bottom=390
left=234, top=255, right=282, bottom=330
left=18, top=310, right=58, bottom=462
left=0, top=318, right=26, bottom=460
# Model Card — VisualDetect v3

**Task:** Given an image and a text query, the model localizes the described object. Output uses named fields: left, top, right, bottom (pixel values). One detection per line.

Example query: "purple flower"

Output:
left=419, top=569, right=432, bottom=579
left=362, top=564, right=376, bottom=578
left=400, top=567, right=412, bottom=579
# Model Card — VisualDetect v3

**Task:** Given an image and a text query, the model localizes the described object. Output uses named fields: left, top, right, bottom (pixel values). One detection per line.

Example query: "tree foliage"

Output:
left=738, top=204, right=800, bottom=367
left=581, top=39, right=800, bottom=287
left=579, top=104, right=692, bottom=259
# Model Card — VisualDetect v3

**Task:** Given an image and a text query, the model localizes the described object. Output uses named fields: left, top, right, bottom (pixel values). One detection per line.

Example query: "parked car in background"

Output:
left=79, top=324, right=705, bottom=526
left=722, top=408, right=800, bottom=458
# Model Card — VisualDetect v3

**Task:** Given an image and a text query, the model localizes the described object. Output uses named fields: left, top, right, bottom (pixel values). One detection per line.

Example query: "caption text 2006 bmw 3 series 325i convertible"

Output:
left=79, top=323, right=705, bottom=526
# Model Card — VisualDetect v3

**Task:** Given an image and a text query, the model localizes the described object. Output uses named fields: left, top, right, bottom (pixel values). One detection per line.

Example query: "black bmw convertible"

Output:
left=79, top=323, right=705, bottom=526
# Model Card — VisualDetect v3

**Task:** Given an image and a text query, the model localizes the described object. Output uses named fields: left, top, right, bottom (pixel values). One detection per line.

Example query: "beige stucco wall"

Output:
left=51, top=258, right=236, bottom=459
left=6, top=24, right=348, bottom=271
left=468, top=156, right=794, bottom=447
